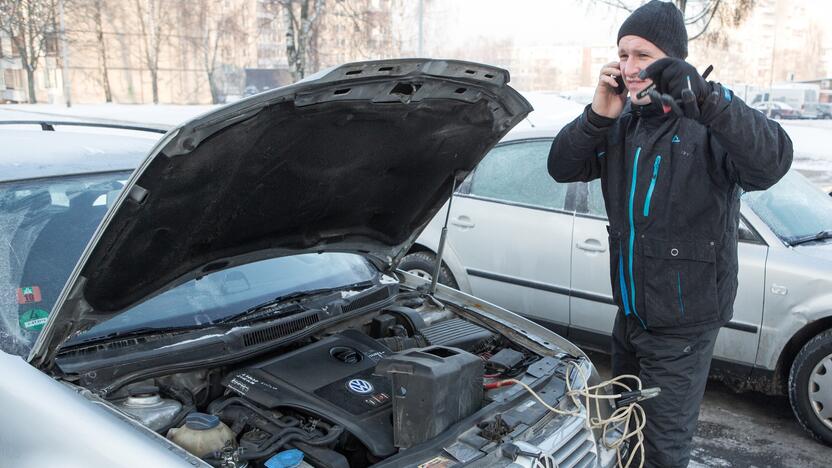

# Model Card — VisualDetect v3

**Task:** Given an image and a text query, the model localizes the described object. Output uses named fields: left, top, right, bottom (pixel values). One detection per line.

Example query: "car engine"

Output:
left=103, top=295, right=543, bottom=468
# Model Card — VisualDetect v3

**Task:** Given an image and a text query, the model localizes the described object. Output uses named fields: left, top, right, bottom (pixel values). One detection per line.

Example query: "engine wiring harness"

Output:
left=489, top=359, right=659, bottom=468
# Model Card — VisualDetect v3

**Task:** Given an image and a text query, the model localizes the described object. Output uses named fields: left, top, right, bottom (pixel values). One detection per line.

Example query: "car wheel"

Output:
left=789, top=329, right=832, bottom=446
left=398, top=251, right=459, bottom=289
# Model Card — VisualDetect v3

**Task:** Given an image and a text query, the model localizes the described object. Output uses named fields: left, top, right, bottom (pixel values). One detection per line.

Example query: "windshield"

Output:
left=71, top=252, right=379, bottom=344
left=743, top=171, right=832, bottom=244
left=0, top=172, right=128, bottom=357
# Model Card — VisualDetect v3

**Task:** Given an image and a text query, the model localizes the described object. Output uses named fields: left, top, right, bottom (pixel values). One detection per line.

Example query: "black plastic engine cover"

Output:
left=223, top=329, right=396, bottom=457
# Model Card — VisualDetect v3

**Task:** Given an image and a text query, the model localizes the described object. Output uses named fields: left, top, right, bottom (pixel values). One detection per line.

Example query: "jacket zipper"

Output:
left=618, top=244, right=631, bottom=317
left=643, top=156, right=662, bottom=217
left=627, top=147, right=646, bottom=328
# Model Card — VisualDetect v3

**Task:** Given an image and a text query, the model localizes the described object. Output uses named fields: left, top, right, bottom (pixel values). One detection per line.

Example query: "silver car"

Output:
left=0, top=60, right=623, bottom=468
left=406, top=118, right=832, bottom=446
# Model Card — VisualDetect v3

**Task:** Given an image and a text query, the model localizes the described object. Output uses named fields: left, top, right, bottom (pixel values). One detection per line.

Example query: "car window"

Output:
left=738, top=217, right=763, bottom=244
left=585, top=179, right=607, bottom=218
left=0, top=172, right=129, bottom=357
left=468, top=139, right=568, bottom=211
left=743, top=171, right=832, bottom=244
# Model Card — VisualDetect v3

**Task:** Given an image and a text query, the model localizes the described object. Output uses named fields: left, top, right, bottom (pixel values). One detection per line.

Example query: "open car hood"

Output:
left=30, top=59, right=532, bottom=367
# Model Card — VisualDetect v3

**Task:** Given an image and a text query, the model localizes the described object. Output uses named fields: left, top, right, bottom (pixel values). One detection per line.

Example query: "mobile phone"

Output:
left=614, top=74, right=626, bottom=95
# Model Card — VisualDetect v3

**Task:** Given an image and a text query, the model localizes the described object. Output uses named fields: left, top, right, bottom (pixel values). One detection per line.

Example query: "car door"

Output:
left=568, top=180, right=617, bottom=351
left=713, top=210, right=767, bottom=367
left=572, top=180, right=767, bottom=365
left=447, top=138, right=575, bottom=328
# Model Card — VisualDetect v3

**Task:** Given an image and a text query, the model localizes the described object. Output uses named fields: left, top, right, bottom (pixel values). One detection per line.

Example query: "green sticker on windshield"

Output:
left=19, top=308, right=49, bottom=331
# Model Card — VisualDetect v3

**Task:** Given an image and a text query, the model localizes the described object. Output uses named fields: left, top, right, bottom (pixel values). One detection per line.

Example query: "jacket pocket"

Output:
left=640, top=237, right=719, bottom=328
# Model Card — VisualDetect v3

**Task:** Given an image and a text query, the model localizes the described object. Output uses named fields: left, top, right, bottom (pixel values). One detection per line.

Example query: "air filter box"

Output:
left=376, top=346, right=483, bottom=448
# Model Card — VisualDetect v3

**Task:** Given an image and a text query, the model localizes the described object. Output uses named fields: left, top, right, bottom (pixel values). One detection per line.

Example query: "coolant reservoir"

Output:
left=167, top=412, right=236, bottom=458
left=116, top=386, right=182, bottom=432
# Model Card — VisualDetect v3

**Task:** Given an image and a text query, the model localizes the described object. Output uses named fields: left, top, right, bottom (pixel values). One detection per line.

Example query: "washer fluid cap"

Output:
left=184, top=412, right=220, bottom=430
left=265, top=449, right=305, bottom=468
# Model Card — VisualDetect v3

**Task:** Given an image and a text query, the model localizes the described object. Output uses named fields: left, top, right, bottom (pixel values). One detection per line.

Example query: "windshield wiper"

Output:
left=216, top=280, right=376, bottom=324
left=788, top=230, right=832, bottom=246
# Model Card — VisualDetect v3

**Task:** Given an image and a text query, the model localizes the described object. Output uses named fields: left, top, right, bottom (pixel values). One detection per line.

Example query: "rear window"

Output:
left=0, top=172, right=128, bottom=357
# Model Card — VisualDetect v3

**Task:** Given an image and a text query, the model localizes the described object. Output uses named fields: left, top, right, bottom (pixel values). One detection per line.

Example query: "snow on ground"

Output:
left=779, top=122, right=832, bottom=190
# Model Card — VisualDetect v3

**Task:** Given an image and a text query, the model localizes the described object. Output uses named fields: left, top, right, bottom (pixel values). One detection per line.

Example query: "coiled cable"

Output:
left=495, top=360, right=653, bottom=468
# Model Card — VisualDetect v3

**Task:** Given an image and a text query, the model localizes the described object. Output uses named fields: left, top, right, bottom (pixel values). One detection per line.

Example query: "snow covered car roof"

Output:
left=0, top=125, right=163, bottom=183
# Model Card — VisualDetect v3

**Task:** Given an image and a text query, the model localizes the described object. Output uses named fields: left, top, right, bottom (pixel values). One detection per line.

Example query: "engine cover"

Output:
left=223, top=329, right=396, bottom=457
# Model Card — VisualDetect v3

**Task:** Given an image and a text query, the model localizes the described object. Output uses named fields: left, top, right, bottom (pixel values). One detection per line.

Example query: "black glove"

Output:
left=639, top=58, right=715, bottom=120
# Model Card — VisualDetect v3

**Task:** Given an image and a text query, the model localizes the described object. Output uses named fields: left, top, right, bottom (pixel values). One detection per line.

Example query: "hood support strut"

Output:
left=430, top=173, right=460, bottom=294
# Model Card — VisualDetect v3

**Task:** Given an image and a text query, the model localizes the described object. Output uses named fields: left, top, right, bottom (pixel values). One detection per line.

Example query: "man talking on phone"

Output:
left=548, top=1, right=792, bottom=466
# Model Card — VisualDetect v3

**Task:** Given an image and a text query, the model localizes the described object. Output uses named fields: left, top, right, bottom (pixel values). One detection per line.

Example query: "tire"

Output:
left=398, top=251, right=459, bottom=289
left=789, top=329, right=832, bottom=445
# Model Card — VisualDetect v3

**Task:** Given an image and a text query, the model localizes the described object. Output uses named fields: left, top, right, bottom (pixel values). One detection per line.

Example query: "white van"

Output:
left=751, top=83, right=820, bottom=118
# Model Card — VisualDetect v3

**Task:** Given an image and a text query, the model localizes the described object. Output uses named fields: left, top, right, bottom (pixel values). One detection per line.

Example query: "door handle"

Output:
left=450, top=216, right=475, bottom=229
left=576, top=239, right=607, bottom=253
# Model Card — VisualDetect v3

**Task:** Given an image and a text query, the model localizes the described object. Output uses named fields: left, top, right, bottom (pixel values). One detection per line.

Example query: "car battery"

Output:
left=376, top=345, right=483, bottom=448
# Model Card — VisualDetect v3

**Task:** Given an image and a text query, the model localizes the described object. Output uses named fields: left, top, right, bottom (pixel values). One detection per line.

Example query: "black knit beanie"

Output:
left=617, top=0, right=688, bottom=59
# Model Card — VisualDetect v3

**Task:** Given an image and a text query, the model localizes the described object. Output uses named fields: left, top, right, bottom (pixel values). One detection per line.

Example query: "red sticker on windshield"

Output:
left=17, top=286, right=42, bottom=304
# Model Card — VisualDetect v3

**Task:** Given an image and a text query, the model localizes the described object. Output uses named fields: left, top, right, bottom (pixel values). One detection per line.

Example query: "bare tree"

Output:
left=189, top=0, right=248, bottom=104
left=0, top=0, right=59, bottom=103
left=90, top=0, right=112, bottom=101
left=134, top=0, right=167, bottom=103
left=72, top=0, right=114, bottom=101
left=326, top=0, right=394, bottom=62
left=592, top=0, right=755, bottom=41
left=274, top=0, right=326, bottom=81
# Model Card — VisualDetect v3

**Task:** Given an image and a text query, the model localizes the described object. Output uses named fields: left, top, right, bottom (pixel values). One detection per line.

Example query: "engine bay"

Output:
left=66, top=286, right=563, bottom=468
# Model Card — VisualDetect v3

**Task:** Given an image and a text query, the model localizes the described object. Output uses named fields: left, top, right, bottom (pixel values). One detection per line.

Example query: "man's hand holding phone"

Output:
left=592, top=62, right=628, bottom=120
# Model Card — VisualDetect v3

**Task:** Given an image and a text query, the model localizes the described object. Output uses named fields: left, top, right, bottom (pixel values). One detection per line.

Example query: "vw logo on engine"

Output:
left=347, top=378, right=374, bottom=394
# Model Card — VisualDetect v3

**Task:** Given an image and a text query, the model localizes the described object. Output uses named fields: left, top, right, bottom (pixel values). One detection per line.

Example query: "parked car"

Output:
left=816, top=103, right=832, bottom=120
left=407, top=122, right=832, bottom=446
left=753, top=101, right=803, bottom=119
left=0, top=60, right=621, bottom=468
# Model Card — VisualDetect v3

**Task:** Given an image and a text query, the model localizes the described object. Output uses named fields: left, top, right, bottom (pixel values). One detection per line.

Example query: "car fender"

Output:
left=757, top=279, right=832, bottom=373
left=399, top=270, right=588, bottom=357
left=0, top=351, right=204, bottom=467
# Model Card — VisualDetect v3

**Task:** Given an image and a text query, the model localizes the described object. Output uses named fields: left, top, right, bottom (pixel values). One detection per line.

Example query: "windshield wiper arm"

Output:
left=788, top=230, right=832, bottom=246
left=217, top=281, right=376, bottom=324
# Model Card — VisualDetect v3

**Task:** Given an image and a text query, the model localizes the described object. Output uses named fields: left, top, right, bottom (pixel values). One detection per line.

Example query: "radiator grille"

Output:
left=548, top=417, right=597, bottom=468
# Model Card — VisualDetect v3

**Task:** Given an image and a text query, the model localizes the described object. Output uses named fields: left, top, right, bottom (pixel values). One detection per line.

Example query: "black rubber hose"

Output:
left=241, top=425, right=344, bottom=460
left=157, top=385, right=196, bottom=434
left=209, top=397, right=300, bottom=428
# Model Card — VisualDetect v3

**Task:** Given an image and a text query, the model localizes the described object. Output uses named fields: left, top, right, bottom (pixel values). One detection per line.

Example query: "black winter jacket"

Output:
left=548, top=85, right=793, bottom=333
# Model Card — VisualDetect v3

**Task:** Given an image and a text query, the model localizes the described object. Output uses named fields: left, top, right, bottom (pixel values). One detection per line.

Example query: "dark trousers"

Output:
left=611, top=312, right=720, bottom=468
